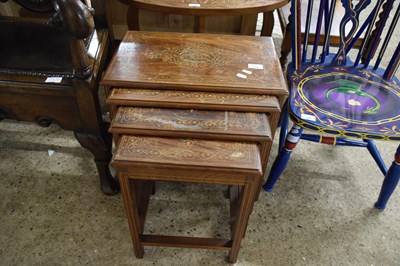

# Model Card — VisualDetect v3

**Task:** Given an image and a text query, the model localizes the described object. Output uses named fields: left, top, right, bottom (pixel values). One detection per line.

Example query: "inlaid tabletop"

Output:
left=101, top=31, right=287, bottom=95
left=113, top=135, right=262, bottom=172
left=111, top=107, right=271, bottom=138
left=107, top=88, right=281, bottom=112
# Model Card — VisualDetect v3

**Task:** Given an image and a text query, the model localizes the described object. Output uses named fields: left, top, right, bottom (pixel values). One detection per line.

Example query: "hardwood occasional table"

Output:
left=112, top=135, right=262, bottom=263
left=118, top=0, right=289, bottom=36
left=102, top=31, right=288, bottom=262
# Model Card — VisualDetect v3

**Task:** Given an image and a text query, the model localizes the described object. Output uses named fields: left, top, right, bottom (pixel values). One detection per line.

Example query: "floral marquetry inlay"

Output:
left=122, top=137, right=247, bottom=160
left=102, top=32, right=288, bottom=94
left=115, top=135, right=261, bottom=170
left=113, top=107, right=270, bottom=137
left=111, top=88, right=275, bottom=102
left=108, top=88, right=281, bottom=113
left=145, top=43, right=248, bottom=69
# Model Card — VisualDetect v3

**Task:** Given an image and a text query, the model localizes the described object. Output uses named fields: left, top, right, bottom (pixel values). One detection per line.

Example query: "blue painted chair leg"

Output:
left=263, top=125, right=303, bottom=192
left=364, top=139, right=388, bottom=175
left=374, top=145, right=400, bottom=210
left=278, top=100, right=289, bottom=151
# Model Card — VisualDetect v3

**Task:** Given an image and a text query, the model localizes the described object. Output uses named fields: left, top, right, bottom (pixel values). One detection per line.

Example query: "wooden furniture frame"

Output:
left=118, top=0, right=289, bottom=36
left=101, top=32, right=288, bottom=132
left=102, top=31, right=288, bottom=196
left=102, top=31, right=287, bottom=260
left=0, top=0, right=118, bottom=194
left=112, top=135, right=262, bottom=263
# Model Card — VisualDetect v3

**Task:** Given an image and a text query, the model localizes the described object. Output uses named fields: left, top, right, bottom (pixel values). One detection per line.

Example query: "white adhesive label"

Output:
left=242, top=69, right=252, bottom=74
left=236, top=73, right=247, bottom=79
left=189, top=3, right=200, bottom=7
left=45, top=77, right=63, bottom=83
left=248, top=64, right=264, bottom=70
left=301, top=113, right=316, bottom=121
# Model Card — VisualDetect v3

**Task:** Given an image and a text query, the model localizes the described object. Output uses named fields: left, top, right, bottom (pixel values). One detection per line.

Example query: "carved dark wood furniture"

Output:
left=102, top=31, right=288, bottom=261
left=0, top=0, right=118, bottom=194
left=118, top=0, right=289, bottom=36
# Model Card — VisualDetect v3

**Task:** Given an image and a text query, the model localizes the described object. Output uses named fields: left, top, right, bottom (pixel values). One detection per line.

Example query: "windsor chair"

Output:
left=263, top=0, right=400, bottom=210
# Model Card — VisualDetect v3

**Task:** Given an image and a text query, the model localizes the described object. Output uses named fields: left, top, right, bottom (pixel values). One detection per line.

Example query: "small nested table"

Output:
left=102, top=31, right=288, bottom=262
left=112, top=135, right=262, bottom=263
left=118, top=0, right=289, bottom=36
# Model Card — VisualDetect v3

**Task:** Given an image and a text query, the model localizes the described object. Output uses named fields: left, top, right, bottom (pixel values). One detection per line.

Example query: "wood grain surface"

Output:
left=111, top=107, right=271, bottom=138
left=101, top=31, right=287, bottom=95
left=114, top=135, right=262, bottom=172
left=119, top=0, right=289, bottom=15
left=107, top=88, right=281, bottom=113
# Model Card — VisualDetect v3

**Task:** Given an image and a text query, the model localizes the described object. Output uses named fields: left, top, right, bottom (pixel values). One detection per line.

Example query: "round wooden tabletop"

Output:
left=119, top=0, right=289, bottom=16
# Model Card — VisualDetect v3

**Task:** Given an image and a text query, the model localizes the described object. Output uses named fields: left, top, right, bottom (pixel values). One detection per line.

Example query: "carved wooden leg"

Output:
left=119, top=174, right=145, bottom=258
left=263, top=124, right=303, bottom=192
left=278, top=100, right=289, bottom=151
left=375, top=145, right=400, bottom=210
left=127, top=6, right=140, bottom=30
left=194, top=16, right=206, bottom=33
left=75, top=129, right=119, bottom=195
left=261, top=11, right=274, bottom=36
left=228, top=179, right=258, bottom=263
left=280, top=14, right=292, bottom=69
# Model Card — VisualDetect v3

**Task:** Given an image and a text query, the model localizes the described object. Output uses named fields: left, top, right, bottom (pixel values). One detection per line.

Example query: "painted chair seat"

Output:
left=289, top=64, right=400, bottom=141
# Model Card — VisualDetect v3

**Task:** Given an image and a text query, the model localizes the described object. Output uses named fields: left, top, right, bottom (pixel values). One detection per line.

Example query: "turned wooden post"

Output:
left=54, top=0, right=94, bottom=78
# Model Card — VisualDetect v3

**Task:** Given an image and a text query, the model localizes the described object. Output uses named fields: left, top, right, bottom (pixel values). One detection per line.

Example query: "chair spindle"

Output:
left=321, top=0, right=337, bottom=63
left=311, top=0, right=328, bottom=63
left=354, top=0, right=385, bottom=66
left=374, top=2, right=400, bottom=70
left=292, top=0, right=302, bottom=70
left=302, top=0, right=314, bottom=63
left=363, top=0, right=396, bottom=68
left=384, top=43, right=400, bottom=79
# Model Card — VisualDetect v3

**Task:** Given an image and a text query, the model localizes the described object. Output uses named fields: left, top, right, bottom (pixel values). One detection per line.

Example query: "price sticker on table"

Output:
left=236, top=73, right=247, bottom=79
left=45, top=77, right=63, bottom=83
left=242, top=69, right=252, bottom=74
left=301, top=113, right=316, bottom=121
left=248, top=64, right=264, bottom=70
